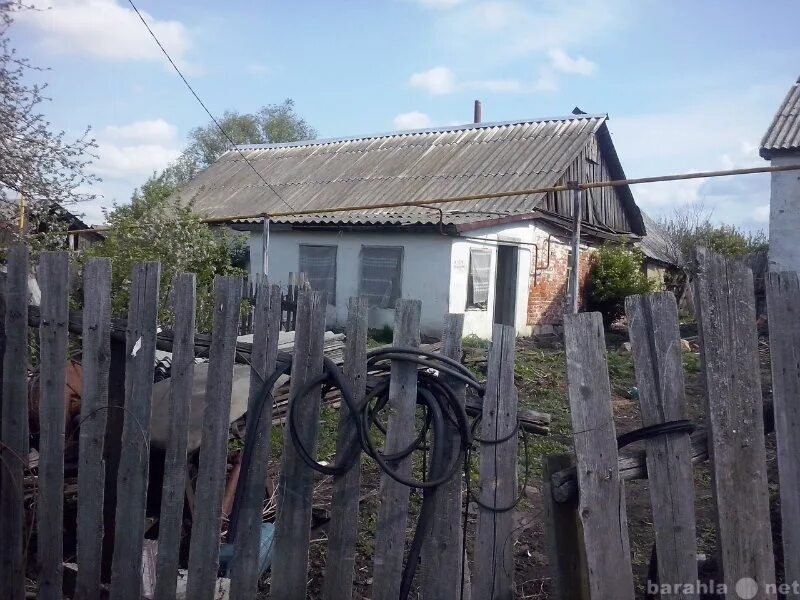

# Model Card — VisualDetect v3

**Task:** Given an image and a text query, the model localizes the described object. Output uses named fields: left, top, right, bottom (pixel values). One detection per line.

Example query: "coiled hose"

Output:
left=228, top=346, right=518, bottom=600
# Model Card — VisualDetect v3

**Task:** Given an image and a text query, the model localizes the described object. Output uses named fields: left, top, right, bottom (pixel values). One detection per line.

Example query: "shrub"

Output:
left=587, top=244, right=661, bottom=326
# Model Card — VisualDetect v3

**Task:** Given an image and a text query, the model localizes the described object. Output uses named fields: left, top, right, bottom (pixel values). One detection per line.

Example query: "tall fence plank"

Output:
left=563, top=312, right=635, bottom=600
left=37, top=251, right=70, bottom=600
left=371, top=299, right=422, bottom=600
left=472, top=324, right=518, bottom=600
left=695, top=248, right=776, bottom=598
left=542, top=454, right=589, bottom=600
left=153, top=274, right=196, bottom=600
left=76, top=258, right=112, bottom=599
left=0, top=245, right=29, bottom=600
left=322, top=296, right=369, bottom=600
left=186, top=276, right=244, bottom=600
left=230, top=280, right=282, bottom=599
left=270, top=290, right=327, bottom=599
left=109, top=262, right=161, bottom=600
left=625, top=292, right=698, bottom=598
left=421, top=312, right=466, bottom=600
left=766, top=271, right=800, bottom=591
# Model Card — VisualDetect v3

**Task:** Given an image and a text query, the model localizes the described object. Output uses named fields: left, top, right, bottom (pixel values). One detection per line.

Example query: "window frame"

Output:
left=298, top=243, right=338, bottom=305
left=358, top=245, right=404, bottom=309
left=466, top=247, right=492, bottom=311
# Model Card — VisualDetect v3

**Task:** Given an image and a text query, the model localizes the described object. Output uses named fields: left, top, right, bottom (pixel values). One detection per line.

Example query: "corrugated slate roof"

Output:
left=760, top=77, right=800, bottom=158
left=179, top=115, right=623, bottom=227
left=638, top=211, right=676, bottom=265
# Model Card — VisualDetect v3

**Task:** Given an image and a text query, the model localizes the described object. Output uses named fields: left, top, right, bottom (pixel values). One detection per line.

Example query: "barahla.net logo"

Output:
left=648, top=577, right=800, bottom=598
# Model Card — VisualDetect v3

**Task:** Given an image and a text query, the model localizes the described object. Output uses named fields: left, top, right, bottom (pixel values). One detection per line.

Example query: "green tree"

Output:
left=166, top=99, right=316, bottom=186
left=587, top=244, right=661, bottom=326
left=87, top=180, right=246, bottom=331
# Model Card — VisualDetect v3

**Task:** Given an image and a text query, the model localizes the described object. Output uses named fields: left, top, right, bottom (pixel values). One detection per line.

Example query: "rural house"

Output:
left=760, top=76, right=800, bottom=273
left=181, top=114, right=648, bottom=337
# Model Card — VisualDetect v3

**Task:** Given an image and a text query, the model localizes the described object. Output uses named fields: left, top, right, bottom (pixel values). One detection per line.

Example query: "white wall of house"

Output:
left=249, top=229, right=453, bottom=335
left=448, top=222, right=536, bottom=338
left=769, top=153, right=800, bottom=272
left=247, top=220, right=574, bottom=339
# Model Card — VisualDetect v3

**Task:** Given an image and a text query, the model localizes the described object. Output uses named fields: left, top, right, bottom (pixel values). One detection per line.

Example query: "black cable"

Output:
left=616, top=419, right=696, bottom=450
left=125, top=0, right=296, bottom=211
left=228, top=345, right=533, bottom=600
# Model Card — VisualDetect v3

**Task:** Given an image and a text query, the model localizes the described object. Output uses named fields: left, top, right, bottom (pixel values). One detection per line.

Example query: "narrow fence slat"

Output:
left=421, top=312, right=466, bottom=600
left=37, top=251, right=70, bottom=600
left=322, top=296, right=368, bottom=600
left=109, top=262, right=161, bottom=600
left=625, top=292, right=698, bottom=598
left=473, top=323, right=518, bottom=600
left=371, top=299, right=422, bottom=600
left=542, top=454, right=589, bottom=600
left=271, top=290, right=327, bottom=599
left=186, top=276, right=244, bottom=600
left=229, top=281, right=282, bottom=598
left=0, top=245, right=29, bottom=600
left=563, top=312, right=635, bottom=600
left=153, top=274, right=196, bottom=600
left=766, top=271, right=800, bottom=591
left=695, top=248, right=776, bottom=597
left=76, top=258, right=112, bottom=600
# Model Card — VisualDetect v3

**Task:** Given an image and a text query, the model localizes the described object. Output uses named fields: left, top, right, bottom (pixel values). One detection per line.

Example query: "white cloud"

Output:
left=409, top=66, right=457, bottom=95
left=393, top=111, right=433, bottom=129
left=17, top=0, right=194, bottom=67
left=245, top=63, right=270, bottom=76
left=92, top=119, right=181, bottom=181
left=408, top=65, right=558, bottom=95
left=547, top=48, right=596, bottom=76
left=410, top=0, right=465, bottom=8
left=610, top=83, right=784, bottom=230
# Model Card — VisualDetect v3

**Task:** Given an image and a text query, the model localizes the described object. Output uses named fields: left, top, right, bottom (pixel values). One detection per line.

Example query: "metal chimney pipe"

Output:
left=474, top=100, right=482, bottom=124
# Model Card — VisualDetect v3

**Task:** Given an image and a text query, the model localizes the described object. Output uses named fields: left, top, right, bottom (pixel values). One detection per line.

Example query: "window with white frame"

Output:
left=359, top=246, right=403, bottom=308
left=466, top=248, right=491, bottom=310
left=299, top=244, right=337, bottom=305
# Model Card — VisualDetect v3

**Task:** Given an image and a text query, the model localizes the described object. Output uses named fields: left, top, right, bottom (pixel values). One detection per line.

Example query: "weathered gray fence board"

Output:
left=563, top=312, right=635, bottom=600
left=76, top=258, right=112, bottom=600
left=37, top=251, right=70, bottom=600
left=322, top=296, right=369, bottom=600
left=542, top=454, right=589, bottom=600
left=0, top=245, right=29, bottom=600
left=153, top=274, right=196, bottom=600
left=421, top=312, right=466, bottom=600
left=625, top=292, right=697, bottom=599
left=695, top=248, right=776, bottom=598
left=370, top=300, right=422, bottom=600
left=270, top=290, right=327, bottom=599
left=186, top=276, right=244, bottom=600
left=766, top=271, right=800, bottom=591
left=473, top=324, right=518, bottom=600
left=230, top=280, right=282, bottom=599
left=109, top=262, right=161, bottom=600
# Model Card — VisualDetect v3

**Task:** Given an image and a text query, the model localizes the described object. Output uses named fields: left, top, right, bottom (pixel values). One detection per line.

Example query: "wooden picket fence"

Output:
left=544, top=248, right=797, bottom=600
left=0, top=247, right=520, bottom=600
left=239, top=272, right=309, bottom=335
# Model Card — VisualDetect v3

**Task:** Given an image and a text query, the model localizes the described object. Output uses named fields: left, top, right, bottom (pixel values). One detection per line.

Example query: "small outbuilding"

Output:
left=760, top=76, right=800, bottom=273
left=181, top=114, right=651, bottom=337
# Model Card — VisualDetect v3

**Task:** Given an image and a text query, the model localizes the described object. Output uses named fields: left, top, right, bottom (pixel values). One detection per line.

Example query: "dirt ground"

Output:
left=252, top=325, right=778, bottom=599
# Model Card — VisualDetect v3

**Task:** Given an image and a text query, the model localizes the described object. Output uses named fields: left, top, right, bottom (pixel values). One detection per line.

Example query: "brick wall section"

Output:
left=527, top=239, right=594, bottom=326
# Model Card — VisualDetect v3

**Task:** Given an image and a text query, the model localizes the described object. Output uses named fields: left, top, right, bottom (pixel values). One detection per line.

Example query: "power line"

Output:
left=125, top=0, right=295, bottom=211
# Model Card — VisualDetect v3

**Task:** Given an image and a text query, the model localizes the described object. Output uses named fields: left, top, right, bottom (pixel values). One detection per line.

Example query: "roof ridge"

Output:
left=230, top=114, right=608, bottom=152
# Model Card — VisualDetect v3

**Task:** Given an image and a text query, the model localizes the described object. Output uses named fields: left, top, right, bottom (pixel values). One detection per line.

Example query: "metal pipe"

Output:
left=473, top=100, right=482, bottom=124
left=567, top=183, right=582, bottom=314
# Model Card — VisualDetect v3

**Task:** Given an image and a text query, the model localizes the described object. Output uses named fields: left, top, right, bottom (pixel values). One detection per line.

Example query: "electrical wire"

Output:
left=125, top=0, right=296, bottom=211
left=228, top=346, right=531, bottom=600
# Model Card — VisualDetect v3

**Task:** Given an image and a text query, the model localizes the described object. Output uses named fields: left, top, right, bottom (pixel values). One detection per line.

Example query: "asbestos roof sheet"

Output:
left=177, top=115, right=608, bottom=226
left=761, top=77, right=800, bottom=158
left=638, top=211, right=676, bottom=265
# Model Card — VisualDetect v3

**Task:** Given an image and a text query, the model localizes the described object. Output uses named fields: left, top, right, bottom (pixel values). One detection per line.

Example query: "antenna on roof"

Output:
left=474, top=100, right=482, bottom=124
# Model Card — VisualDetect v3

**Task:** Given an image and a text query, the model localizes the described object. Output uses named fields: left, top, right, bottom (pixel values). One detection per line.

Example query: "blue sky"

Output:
left=12, top=0, right=799, bottom=227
